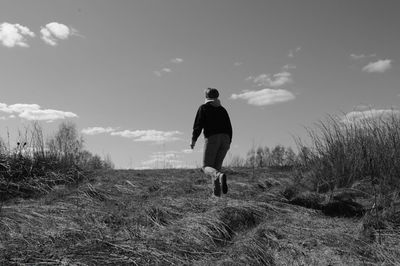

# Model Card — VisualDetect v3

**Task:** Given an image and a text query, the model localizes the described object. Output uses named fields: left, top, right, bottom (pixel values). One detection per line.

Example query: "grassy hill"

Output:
left=1, top=168, right=399, bottom=265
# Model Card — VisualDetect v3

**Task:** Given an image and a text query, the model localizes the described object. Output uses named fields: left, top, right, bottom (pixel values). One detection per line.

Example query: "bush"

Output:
left=297, top=111, right=400, bottom=232
left=0, top=121, right=114, bottom=201
left=299, top=112, right=400, bottom=190
left=228, top=144, right=299, bottom=169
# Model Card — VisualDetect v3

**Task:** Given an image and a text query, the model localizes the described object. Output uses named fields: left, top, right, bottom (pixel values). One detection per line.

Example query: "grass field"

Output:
left=1, top=167, right=399, bottom=265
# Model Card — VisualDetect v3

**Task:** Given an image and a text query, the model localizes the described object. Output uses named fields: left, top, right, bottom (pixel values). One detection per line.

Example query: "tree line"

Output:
left=228, top=144, right=311, bottom=169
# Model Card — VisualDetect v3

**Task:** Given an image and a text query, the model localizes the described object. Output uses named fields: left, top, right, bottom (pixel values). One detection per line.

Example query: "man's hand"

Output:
left=190, top=140, right=196, bottom=149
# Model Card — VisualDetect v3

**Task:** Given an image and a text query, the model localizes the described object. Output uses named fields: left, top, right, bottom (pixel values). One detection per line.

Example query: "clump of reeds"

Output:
left=0, top=121, right=113, bottom=201
left=297, top=110, right=400, bottom=261
left=299, top=111, right=400, bottom=192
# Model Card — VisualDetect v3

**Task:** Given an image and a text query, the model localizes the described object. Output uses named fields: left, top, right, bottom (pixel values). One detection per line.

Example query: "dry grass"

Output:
left=1, top=168, right=400, bottom=265
left=299, top=113, right=400, bottom=191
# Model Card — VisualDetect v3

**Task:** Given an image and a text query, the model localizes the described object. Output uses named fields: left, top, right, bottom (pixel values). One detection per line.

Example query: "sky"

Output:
left=1, top=0, right=399, bottom=169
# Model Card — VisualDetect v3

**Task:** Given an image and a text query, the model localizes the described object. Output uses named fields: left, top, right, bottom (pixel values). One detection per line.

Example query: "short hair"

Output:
left=205, top=88, right=219, bottom=99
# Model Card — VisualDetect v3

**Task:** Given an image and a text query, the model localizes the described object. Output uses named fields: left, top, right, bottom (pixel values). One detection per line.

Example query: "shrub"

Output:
left=299, top=112, right=400, bottom=190
left=0, top=121, right=114, bottom=201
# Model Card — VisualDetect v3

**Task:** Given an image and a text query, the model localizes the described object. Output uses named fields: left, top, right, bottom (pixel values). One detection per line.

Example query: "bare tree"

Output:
left=229, top=155, right=245, bottom=168
left=284, top=146, right=296, bottom=167
left=255, top=147, right=265, bottom=168
left=245, top=147, right=256, bottom=168
left=47, top=121, right=83, bottom=164
left=271, top=145, right=285, bottom=167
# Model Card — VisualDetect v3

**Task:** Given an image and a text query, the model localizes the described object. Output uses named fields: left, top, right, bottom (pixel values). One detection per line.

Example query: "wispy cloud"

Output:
left=0, top=22, right=35, bottom=48
left=362, top=59, right=392, bottom=73
left=282, top=64, right=296, bottom=70
left=154, top=58, right=184, bottom=77
left=140, top=150, right=191, bottom=169
left=231, top=88, right=295, bottom=106
left=81, top=127, right=117, bottom=135
left=234, top=62, right=243, bottom=67
left=0, top=103, right=77, bottom=122
left=171, top=58, right=184, bottom=64
left=269, top=72, right=292, bottom=87
left=288, top=47, right=301, bottom=58
left=111, top=129, right=183, bottom=143
left=350, top=53, right=376, bottom=60
left=154, top=68, right=172, bottom=77
left=82, top=126, right=183, bottom=143
left=247, top=71, right=292, bottom=88
left=40, top=22, right=77, bottom=46
left=342, top=109, right=400, bottom=124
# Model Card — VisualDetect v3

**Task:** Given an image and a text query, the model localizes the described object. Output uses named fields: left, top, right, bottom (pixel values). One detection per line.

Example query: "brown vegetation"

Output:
left=0, top=122, right=113, bottom=201
left=1, top=167, right=399, bottom=265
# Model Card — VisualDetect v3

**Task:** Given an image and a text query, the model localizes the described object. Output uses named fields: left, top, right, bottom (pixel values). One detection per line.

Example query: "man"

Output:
left=191, top=88, right=233, bottom=197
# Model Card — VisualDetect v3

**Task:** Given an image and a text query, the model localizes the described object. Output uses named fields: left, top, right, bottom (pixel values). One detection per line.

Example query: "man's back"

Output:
left=200, top=102, right=232, bottom=139
left=192, top=99, right=232, bottom=143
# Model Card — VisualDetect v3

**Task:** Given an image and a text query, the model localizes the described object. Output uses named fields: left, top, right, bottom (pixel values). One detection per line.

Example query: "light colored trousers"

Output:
left=202, top=133, right=230, bottom=179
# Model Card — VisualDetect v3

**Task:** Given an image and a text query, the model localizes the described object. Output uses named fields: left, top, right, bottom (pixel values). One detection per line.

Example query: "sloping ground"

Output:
left=1, top=168, right=399, bottom=265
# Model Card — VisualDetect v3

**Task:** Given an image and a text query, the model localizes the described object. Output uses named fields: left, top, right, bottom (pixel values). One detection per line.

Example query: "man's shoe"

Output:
left=220, top=173, right=228, bottom=194
left=213, top=177, right=221, bottom=197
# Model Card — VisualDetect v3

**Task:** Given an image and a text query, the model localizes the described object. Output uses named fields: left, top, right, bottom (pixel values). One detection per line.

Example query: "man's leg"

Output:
left=202, top=166, right=220, bottom=196
left=214, top=134, right=230, bottom=194
left=202, top=135, right=221, bottom=196
left=213, top=134, right=230, bottom=171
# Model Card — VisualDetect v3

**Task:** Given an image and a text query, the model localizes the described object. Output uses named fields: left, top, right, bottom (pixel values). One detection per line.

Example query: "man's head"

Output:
left=205, top=88, right=219, bottom=99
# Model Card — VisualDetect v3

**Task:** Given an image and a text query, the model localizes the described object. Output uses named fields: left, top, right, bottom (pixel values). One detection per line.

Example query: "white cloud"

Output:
left=0, top=102, right=77, bottom=122
left=81, top=127, right=117, bottom=135
left=231, top=88, right=295, bottom=106
left=140, top=151, right=186, bottom=169
left=171, top=58, right=183, bottom=64
left=362, top=59, right=392, bottom=73
left=282, top=64, right=296, bottom=70
left=111, top=129, right=183, bottom=143
left=155, top=58, right=183, bottom=76
left=350, top=53, right=376, bottom=60
left=40, top=22, right=75, bottom=46
left=247, top=71, right=292, bottom=88
left=82, top=127, right=183, bottom=143
left=140, top=157, right=184, bottom=169
left=2, top=103, right=41, bottom=113
left=0, top=22, right=35, bottom=48
left=248, top=74, right=267, bottom=85
left=19, top=109, right=77, bottom=121
left=288, top=47, right=301, bottom=58
left=270, top=72, right=292, bottom=87
left=342, top=109, right=400, bottom=124
left=234, top=62, right=243, bottom=67
left=0, top=103, right=12, bottom=113
left=154, top=68, right=172, bottom=77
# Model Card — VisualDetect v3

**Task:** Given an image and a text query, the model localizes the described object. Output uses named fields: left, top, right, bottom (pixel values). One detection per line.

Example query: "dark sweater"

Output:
left=192, top=101, right=233, bottom=143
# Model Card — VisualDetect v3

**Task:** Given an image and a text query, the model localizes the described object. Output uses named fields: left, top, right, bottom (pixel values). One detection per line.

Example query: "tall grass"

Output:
left=298, top=111, right=400, bottom=191
left=0, top=121, right=112, bottom=201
